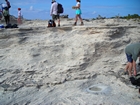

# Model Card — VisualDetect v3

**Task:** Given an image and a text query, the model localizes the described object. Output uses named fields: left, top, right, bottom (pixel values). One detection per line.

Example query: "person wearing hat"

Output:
left=17, top=8, right=22, bottom=24
left=50, top=0, right=60, bottom=27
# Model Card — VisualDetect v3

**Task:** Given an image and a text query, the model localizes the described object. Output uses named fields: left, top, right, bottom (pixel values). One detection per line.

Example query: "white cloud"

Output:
left=92, top=11, right=96, bottom=14
left=29, top=6, right=33, bottom=11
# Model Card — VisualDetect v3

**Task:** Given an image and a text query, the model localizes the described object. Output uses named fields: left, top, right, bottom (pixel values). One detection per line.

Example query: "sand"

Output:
left=0, top=18, right=140, bottom=105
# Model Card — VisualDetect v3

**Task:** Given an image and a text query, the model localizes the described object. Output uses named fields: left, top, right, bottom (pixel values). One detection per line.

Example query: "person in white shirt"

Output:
left=72, top=0, right=84, bottom=26
left=17, top=8, right=22, bottom=24
left=50, top=0, right=60, bottom=27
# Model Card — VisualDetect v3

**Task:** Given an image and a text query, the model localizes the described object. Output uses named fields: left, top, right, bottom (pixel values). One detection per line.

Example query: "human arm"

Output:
left=72, top=2, right=80, bottom=9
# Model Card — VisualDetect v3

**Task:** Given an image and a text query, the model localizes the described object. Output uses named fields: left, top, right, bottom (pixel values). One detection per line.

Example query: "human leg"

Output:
left=4, top=16, right=8, bottom=24
left=125, top=54, right=133, bottom=76
left=127, top=62, right=133, bottom=76
left=17, top=17, right=22, bottom=24
left=132, top=60, right=137, bottom=76
left=52, top=14, right=56, bottom=21
left=73, top=15, right=78, bottom=26
left=58, top=19, right=60, bottom=26
left=79, top=15, right=84, bottom=25
left=7, top=15, right=10, bottom=24
left=56, top=15, right=60, bottom=26
left=51, top=15, right=57, bottom=27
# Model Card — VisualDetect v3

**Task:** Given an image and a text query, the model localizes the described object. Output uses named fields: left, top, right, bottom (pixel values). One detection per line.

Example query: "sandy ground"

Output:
left=0, top=18, right=140, bottom=105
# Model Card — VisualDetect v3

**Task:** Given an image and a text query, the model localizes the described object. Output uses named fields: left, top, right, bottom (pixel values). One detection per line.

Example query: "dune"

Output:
left=0, top=18, right=140, bottom=105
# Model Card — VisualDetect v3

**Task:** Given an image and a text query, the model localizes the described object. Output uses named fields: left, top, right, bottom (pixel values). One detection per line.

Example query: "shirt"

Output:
left=76, top=2, right=80, bottom=9
left=50, top=2, right=58, bottom=15
left=18, top=10, right=21, bottom=17
left=3, top=9, right=9, bottom=16
left=125, top=43, right=140, bottom=61
left=76, top=2, right=80, bottom=6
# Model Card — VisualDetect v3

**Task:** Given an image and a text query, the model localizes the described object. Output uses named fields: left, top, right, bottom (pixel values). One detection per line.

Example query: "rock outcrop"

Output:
left=0, top=19, right=140, bottom=105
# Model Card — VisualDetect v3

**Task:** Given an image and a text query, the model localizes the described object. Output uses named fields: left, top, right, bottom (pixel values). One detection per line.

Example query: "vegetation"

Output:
left=111, top=14, right=140, bottom=19
left=121, top=14, right=140, bottom=19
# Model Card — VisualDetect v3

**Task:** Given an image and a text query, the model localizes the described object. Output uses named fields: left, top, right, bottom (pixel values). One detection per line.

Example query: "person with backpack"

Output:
left=124, top=43, right=140, bottom=76
left=50, top=0, right=60, bottom=27
left=72, top=0, right=84, bottom=26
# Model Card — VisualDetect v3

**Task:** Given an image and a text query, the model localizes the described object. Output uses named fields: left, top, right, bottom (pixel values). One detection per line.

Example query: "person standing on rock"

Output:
left=50, top=0, right=60, bottom=27
left=2, top=0, right=11, bottom=24
left=3, top=7, right=10, bottom=24
left=17, top=8, right=22, bottom=24
left=72, top=0, right=84, bottom=26
left=125, top=43, right=140, bottom=76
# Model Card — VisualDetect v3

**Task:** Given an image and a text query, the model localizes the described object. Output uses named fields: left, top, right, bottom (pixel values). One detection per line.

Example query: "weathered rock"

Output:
left=0, top=19, right=140, bottom=105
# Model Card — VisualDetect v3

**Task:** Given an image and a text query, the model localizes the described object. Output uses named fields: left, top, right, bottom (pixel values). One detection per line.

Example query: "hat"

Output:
left=18, top=8, right=21, bottom=10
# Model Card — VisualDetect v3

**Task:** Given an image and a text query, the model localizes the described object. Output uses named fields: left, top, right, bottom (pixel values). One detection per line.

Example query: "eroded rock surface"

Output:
left=0, top=19, right=140, bottom=105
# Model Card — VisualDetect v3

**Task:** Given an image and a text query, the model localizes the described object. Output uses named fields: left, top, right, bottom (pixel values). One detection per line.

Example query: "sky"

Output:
left=0, top=0, right=140, bottom=20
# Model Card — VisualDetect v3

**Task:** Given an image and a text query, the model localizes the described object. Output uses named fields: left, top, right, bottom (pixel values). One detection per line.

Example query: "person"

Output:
left=72, top=0, right=84, bottom=26
left=0, top=8, right=2, bottom=20
left=3, top=7, right=10, bottom=24
left=125, top=43, right=140, bottom=76
left=5, top=0, right=11, bottom=10
left=50, top=0, right=60, bottom=27
left=17, top=8, right=22, bottom=24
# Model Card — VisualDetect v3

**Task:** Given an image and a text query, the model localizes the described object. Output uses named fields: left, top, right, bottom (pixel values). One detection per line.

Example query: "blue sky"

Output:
left=0, top=0, right=140, bottom=20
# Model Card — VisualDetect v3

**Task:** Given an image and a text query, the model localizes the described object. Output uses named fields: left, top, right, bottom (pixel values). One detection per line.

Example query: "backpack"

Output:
left=11, top=24, right=18, bottom=28
left=130, top=73, right=140, bottom=86
left=57, top=3, right=64, bottom=14
left=48, top=20, right=56, bottom=27
left=5, top=23, right=12, bottom=28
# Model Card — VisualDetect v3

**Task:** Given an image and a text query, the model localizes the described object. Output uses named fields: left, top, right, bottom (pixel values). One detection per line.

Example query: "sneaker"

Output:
left=81, top=22, right=84, bottom=25
left=58, top=24, right=60, bottom=27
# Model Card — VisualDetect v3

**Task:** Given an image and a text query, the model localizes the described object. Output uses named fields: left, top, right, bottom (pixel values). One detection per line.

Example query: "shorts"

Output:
left=76, top=9, right=82, bottom=15
left=126, top=53, right=133, bottom=63
left=0, top=13, right=2, bottom=19
left=52, top=14, right=60, bottom=20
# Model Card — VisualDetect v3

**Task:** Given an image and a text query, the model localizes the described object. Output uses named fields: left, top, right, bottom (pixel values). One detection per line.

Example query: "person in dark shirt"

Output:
left=125, top=43, right=140, bottom=76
